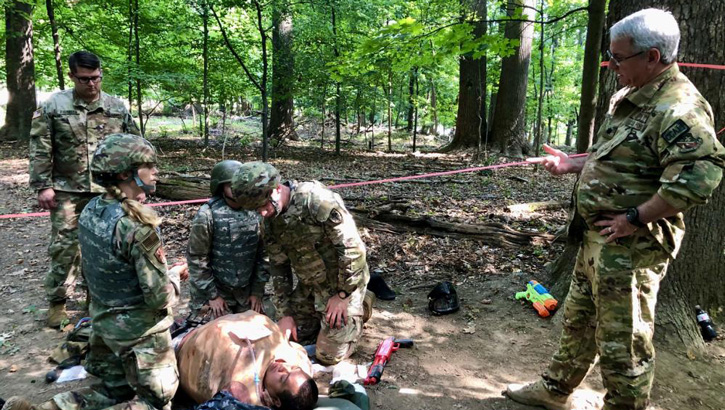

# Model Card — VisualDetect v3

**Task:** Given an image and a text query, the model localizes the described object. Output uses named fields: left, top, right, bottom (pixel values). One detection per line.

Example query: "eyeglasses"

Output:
left=72, top=75, right=103, bottom=84
left=605, top=50, right=644, bottom=67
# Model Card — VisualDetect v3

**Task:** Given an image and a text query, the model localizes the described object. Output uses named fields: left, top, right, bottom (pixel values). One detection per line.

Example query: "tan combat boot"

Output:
left=1, top=396, right=33, bottom=410
left=46, top=302, right=68, bottom=328
left=363, top=291, right=375, bottom=323
left=505, top=380, right=570, bottom=410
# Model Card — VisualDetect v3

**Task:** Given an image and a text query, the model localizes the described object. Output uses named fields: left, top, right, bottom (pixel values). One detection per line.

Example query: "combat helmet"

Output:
left=91, top=133, right=157, bottom=193
left=210, top=160, right=243, bottom=195
left=230, top=162, right=281, bottom=210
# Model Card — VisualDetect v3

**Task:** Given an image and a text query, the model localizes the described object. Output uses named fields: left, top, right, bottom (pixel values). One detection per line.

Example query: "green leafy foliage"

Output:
left=2, top=0, right=591, bottom=150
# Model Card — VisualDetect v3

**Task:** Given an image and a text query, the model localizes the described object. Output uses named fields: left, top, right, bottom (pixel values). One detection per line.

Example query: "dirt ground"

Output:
left=1, top=138, right=724, bottom=410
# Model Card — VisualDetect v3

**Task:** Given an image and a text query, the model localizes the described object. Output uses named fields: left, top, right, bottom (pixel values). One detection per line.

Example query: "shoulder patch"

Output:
left=675, top=133, right=703, bottom=153
left=662, top=119, right=690, bottom=143
left=138, top=228, right=161, bottom=253
left=32, top=109, right=42, bottom=119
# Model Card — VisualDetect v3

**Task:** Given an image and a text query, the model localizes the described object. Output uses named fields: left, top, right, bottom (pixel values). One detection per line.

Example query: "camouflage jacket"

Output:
left=81, top=197, right=179, bottom=340
left=29, top=90, right=140, bottom=193
left=576, top=64, right=725, bottom=256
left=265, top=181, right=369, bottom=317
left=187, top=197, right=268, bottom=301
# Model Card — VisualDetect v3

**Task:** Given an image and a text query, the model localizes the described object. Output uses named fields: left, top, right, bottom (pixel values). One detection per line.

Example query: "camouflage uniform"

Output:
left=187, top=196, right=268, bottom=314
left=266, top=181, right=370, bottom=365
left=543, top=64, right=725, bottom=410
left=29, top=89, right=140, bottom=303
left=47, top=196, right=180, bottom=410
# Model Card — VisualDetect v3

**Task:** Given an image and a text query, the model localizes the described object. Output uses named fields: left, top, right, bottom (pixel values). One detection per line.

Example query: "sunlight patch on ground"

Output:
left=0, top=172, right=29, bottom=186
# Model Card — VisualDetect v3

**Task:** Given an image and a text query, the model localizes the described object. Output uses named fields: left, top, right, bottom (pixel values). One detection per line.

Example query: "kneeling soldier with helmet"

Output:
left=186, top=160, right=268, bottom=319
left=230, top=162, right=373, bottom=365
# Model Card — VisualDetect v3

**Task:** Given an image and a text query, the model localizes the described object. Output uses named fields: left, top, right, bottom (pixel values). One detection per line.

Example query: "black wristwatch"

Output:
left=625, top=207, right=645, bottom=227
left=337, top=290, right=350, bottom=300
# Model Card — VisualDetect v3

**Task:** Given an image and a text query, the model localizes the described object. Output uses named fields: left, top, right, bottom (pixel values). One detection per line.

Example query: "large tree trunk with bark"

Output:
left=2, top=1, right=36, bottom=142
left=46, top=0, right=64, bottom=90
left=489, top=0, right=535, bottom=156
left=442, top=0, right=487, bottom=152
left=551, top=0, right=725, bottom=354
left=576, top=0, right=607, bottom=152
left=269, top=1, right=298, bottom=142
left=575, top=0, right=606, bottom=153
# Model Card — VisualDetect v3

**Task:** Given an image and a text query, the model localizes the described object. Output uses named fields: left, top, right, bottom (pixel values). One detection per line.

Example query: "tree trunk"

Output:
left=127, top=0, right=133, bottom=108
left=321, top=82, right=327, bottom=149
left=2, top=1, right=36, bottom=142
left=134, top=0, right=144, bottom=136
left=412, top=68, right=419, bottom=151
left=430, top=79, right=438, bottom=135
left=46, top=0, right=64, bottom=90
left=253, top=0, right=270, bottom=161
left=387, top=70, right=393, bottom=151
left=331, top=4, right=341, bottom=155
left=564, top=117, right=575, bottom=146
left=552, top=0, right=725, bottom=353
left=442, top=0, right=487, bottom=152
left=269, top=1, right=298, bottom=142
left=489, top=0, right=535, bottom=156
left=406, top=69, right=415, bottom=132
left=576, top=0, right=606, bottom=153
left=533, top=0, right=545, bottom=155
left=202, top=0, right=210, bottom=145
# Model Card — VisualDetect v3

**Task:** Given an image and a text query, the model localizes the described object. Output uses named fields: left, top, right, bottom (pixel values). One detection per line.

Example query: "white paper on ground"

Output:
left=229, top=326, right=272, bottom=342
left=56, top=365, right=88, bottom=383
left=330, top=361, right=369, bottom=384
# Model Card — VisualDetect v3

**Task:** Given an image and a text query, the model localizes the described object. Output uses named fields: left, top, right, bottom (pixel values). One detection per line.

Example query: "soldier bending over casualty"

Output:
left=230, top=162, right=373, bottom=365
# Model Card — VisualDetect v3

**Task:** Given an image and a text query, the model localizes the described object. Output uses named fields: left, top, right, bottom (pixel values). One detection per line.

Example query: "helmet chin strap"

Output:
left=270, top=197, right=282, bottom=216
left=132, top=169, right=156, bottom=195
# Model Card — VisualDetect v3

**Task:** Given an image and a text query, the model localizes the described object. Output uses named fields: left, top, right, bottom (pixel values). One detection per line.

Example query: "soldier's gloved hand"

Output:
left=278, top=316, right=297, bottom=341
left=325, top=295, right=350, bottom=329
left=248, top=295, right=263, bottom=313
left=208, top=296, right=229, bottom=318
left=37, top=188, right=57, bottom=209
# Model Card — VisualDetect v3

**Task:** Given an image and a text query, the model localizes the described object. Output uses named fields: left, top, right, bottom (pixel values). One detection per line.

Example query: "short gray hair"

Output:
left=610, top=8, right=680, bottom=64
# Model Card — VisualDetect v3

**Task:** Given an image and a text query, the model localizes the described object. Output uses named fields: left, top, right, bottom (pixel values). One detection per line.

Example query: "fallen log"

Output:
left=156, top=175, right=210, bottom=201
left=351, top=209, right=554, bottom=249
left=155, top=175, right=554, bottom=248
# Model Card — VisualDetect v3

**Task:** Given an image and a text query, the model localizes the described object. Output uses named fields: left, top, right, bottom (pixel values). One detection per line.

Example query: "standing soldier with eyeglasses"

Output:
left=29, top=50, right=141, bottom=328
left=506, top=8, right=725, bottom=410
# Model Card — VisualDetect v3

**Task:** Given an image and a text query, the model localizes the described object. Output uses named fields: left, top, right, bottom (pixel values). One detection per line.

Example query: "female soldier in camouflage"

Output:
left=1, top=134, right=181, bottom=410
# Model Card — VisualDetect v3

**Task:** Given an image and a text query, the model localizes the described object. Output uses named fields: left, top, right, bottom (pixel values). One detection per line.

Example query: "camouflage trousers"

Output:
left=542, top=229, right=671, bottom=410
left=45, top=191, right=97, bottom=303
left=50, top=330, right=178, bottom=410
left=189, top=281, right=254, bottom=315
left=291, top=286, right=366, bottom=365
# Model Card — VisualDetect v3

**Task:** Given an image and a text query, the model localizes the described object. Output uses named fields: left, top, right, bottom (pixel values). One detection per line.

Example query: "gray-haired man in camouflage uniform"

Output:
left=230, top=162, right=371, bottom=365
left=186, top=160, right=268, bottom=318
left=507, top=9, right=725, bottom=410
left=29, top=50, right=140, bottom=327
